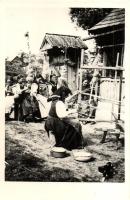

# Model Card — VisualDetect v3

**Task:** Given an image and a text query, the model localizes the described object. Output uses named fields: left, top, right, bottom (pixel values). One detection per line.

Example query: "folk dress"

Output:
left=45, top=99, right=83, bottom=150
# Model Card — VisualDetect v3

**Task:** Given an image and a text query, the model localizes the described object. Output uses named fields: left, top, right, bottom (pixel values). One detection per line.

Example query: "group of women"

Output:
left=5, top=73, right=84, bottom=150
left=6, top=74, right=49, bottom=121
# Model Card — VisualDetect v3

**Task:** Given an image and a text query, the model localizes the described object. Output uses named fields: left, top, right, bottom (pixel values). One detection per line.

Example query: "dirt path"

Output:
left=5, top=121, right=124, bottom=182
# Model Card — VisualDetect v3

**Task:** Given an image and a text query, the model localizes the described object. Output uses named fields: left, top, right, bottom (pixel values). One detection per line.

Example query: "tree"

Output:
left=69, top=8, right=113, bottom=30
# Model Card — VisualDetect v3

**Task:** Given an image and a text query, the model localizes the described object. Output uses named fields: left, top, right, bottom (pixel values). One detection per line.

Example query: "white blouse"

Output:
left=31, top=83, right=38, bottom=96
left=55, top=101, right=77, bottom=118
left=56, top=101, right=68, bottom=118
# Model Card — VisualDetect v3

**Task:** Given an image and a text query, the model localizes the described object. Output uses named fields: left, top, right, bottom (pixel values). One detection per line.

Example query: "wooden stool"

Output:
left=109, top=130, right=124, bottom=147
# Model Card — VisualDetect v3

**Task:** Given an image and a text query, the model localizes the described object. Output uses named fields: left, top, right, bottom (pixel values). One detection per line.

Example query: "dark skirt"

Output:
left=22, top=94, right=41, bottom=119
left=45, top=116, right=83, bottom=150
left=14, top=92, right=41, bottom=121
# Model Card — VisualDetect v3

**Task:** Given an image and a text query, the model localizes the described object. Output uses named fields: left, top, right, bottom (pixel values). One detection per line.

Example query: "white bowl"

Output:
left=72, top=150, right=92, bottom=162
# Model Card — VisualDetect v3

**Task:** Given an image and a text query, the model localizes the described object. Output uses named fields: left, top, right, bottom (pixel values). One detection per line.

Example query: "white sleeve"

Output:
left=56, top=101, right=68, bottom=118
left=48, top=85, right=53, bottom=96
left=12, top=84, right=21, bottom=95
left=31, top=83, right=38, bottom=95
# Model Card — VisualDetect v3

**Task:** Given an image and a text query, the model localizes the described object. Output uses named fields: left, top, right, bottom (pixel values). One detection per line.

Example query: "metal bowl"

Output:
left=50, top=147, right=67, bottom=158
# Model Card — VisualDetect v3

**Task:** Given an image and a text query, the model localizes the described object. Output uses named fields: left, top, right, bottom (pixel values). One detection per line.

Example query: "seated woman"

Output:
left=21, top=77, right=41, bottom=122
left=45, top=95, right=83, bottom=151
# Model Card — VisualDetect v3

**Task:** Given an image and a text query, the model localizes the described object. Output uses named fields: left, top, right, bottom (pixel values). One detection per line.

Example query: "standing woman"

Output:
left=53, top=77, right=72, bottom=102
left=5, top=78, right=14, bottom=120
left=48, top=74, right=58, bottom=96
left=12, top=75, right=27, bottom=120
left=34, top=76, right=51, bottom=119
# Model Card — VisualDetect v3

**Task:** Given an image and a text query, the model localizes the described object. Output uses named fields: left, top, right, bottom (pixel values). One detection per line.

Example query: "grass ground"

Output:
left=5, top=121, right=124, bottom=182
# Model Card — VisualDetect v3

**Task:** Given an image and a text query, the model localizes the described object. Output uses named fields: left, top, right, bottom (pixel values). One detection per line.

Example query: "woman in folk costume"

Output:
left=45, top=94, right=83, bottom=151
left=48, top=74, right=58, bottom=96
left=53, top=77, right=72, bottom=102
left=5, top=78, right=15, bottom=120
left=21, top=77, right=41, bottom=122
left=53, top=77, right=80, bottom=133
left=12, top=75, right=28, bottom=120
left=33, top=75, right=51, bottom=119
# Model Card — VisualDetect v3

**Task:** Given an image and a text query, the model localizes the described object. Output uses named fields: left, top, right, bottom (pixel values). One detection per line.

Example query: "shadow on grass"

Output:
left=5, top=136, right=80, bottom=182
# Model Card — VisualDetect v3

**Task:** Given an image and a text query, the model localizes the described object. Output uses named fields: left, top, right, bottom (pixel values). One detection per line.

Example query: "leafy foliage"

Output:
left=6, top=59, right=26, bottom=75
left=69, top=8, right=113, bottom=30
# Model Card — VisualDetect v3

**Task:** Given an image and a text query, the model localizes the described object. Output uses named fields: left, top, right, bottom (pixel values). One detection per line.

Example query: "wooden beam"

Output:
left=81, top=65, right=124, bottom=71
left=81, top=91, right=125, bottom=106
left=83, top=28, right=124, bottom=41
left=78, top=49, right=84, bottom=103
left=79, top=118, right=115, bottom=123
left=101, top=43, right=124, bottom=48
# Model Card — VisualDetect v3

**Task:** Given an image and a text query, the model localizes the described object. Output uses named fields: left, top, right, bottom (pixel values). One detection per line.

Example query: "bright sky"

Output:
left=5, top=3, right=87, bottom=59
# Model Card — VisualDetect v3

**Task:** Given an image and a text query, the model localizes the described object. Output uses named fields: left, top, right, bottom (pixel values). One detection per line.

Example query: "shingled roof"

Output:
left=40, top=33, right=87, bottom=50
left=89, top=8, right=125, bottom=33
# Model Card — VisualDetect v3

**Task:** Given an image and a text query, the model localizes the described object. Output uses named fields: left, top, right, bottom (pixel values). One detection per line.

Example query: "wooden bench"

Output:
left=95, top=128, right=124, bottom=146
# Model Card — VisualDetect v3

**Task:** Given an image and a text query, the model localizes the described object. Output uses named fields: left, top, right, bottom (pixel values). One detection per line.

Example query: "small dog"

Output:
left=98, top=162, right=116, bottom=181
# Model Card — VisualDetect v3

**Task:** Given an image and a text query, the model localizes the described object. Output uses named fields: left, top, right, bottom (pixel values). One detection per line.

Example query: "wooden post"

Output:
left=89, top=80, right=94, bottom=104
left=103, top=51, right=107, bottom=77
left=64, top=47, right=68, bottom=82
left=112, top=52, right=119, bottom=120
left=118, top=70, right=123, bottom=120
left=115, top=52, right=119, bottom=78
left=76, top=50, right=80, bottom=89
left=78, top=69, right=83, bottom=103
left=25, top=32, right=31, bottom=69
left=115, top=52, right=119, bottom=98
left=121, top=46, right=124, bottom=66
left=78, top=49, right=84, bottom=103
left=118, top=46, right=124, bottom=120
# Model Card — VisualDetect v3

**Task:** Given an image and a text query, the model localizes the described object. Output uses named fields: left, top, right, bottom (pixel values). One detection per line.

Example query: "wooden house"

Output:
left=88, top=8, right=125, bottom=70
left=40, top=33, right=87, bottom=91
left=85, top=8, right=125, bottom=120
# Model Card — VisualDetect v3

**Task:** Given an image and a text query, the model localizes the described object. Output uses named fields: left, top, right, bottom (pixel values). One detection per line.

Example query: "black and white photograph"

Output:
left=4, top=4, right=126, bottom=183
